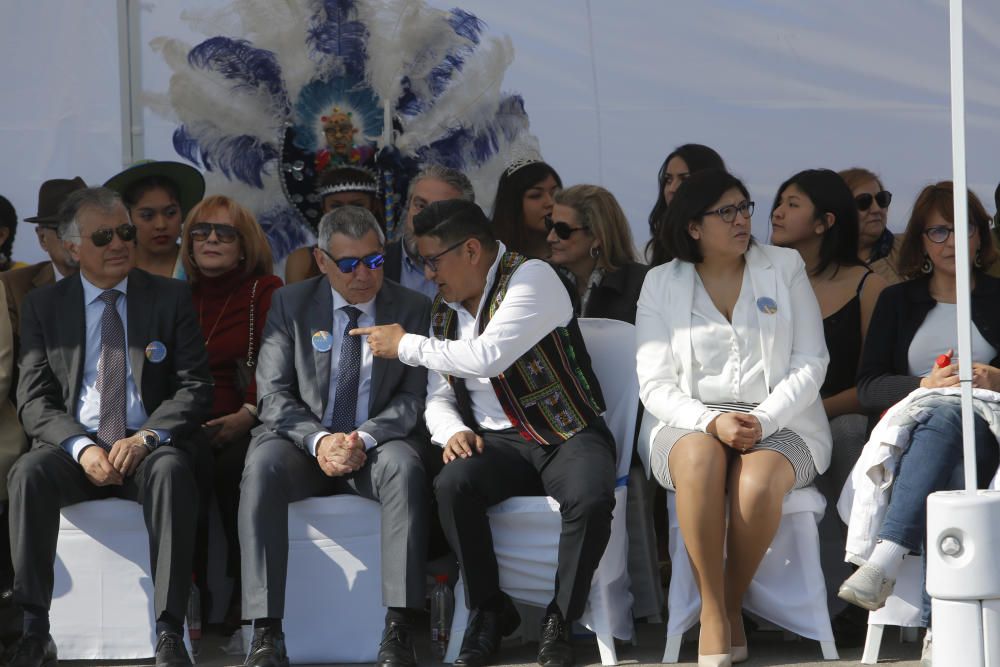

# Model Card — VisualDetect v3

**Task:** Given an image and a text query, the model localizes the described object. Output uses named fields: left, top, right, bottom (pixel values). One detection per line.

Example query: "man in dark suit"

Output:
left=239, top=206, right=433, bottom=667
left=383, top=164, right=474, bottom=299
left=7, top=187, right=212, bottom=667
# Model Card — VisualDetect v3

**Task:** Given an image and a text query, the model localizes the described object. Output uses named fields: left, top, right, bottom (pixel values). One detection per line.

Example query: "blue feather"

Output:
left=308, top=0, right=368, bottom=81
left=172, top=126, right=203, bottom=167
left=188, top=37, right=290, bottom=114
left=415, top=94, right=530, bottom=169
left=448, top=8, right=484, bottom=44
left=181, top=132, right=278, bottom=189
left=258, top=205, right=313, bottom=261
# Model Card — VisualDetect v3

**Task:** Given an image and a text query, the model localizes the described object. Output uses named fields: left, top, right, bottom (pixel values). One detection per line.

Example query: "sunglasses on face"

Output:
left=855, top=190, right=892, bottom=211
left=924, top=225, right=976, bottom=244
left=318, top=247, right=385, bottom=273
left=421, top=239, right=468, bottom=272
left=544, top=217, right=588, bottom=240
left=88, top=224, right=137, bottom=247
left=703, top=201, right=754, bottom=223
left=189, top=222, right=240, bottom=244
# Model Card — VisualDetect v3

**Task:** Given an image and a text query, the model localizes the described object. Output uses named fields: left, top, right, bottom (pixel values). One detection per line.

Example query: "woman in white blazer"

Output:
left=636, top=169, right=831, bottom=666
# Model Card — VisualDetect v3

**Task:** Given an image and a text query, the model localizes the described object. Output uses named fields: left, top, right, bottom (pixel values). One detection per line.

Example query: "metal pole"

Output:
left=117, top=0, right=144, bottom=167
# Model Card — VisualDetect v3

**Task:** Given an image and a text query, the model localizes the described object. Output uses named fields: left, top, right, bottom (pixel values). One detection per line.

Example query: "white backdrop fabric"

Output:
left=2, top=0, right=999, bottom=265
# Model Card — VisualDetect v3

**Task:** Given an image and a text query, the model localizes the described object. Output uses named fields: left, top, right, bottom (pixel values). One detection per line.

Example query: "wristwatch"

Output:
left=139, top=430, right=160, bottom=452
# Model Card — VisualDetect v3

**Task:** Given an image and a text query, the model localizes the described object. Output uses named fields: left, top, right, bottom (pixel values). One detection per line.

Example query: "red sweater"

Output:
left=191, top=269, right=282, bottom=419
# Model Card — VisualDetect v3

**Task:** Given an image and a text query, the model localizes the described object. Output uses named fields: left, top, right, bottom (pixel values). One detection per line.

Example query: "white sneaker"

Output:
left=837, top=562, right=895, bottom=611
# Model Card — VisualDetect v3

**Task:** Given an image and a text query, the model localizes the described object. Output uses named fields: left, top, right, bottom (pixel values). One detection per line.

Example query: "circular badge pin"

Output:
left=312, top=330, right=333, bottom=353
left=145, top=341, right=167, bottom=363
left=756, top=297, right=778, bottom=315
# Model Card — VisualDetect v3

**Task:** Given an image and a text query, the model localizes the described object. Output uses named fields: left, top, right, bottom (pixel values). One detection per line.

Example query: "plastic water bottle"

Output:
left=187, top=581, right=202, bottom=656
left=430, top=574, right=454, bottom=659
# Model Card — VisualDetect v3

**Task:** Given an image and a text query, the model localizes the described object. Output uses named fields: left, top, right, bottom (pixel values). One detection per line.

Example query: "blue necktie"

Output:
left=329, top=306, right=362, bottom=434
left=96, top=290, right=127, bottom=450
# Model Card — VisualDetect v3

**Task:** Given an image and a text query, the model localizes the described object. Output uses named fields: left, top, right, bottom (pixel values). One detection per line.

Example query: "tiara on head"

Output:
left=503, top=142, right=544, bottom=178
left=317, top=180, right=378, bottom=197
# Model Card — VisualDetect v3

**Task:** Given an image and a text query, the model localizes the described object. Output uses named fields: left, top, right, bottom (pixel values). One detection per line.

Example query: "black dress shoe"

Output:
left=376, top=620, right=417, bottom=667
left=454, top=594, right=521, bottom=667
left=244, top=627, right=289, bottom=667
left=154, top=631, right=192, bottom=667
left=537, top=611, right=574, bottom=667
left=8, top=633, right=57, bottom=667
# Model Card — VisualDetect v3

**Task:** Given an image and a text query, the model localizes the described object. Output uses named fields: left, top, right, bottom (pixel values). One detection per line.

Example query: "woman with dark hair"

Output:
left=769, top=169, right=887, bottom=622
left=181, top=195, right=282, bottom=628
left=104, top=160, right=206, bottom=279
left=839, top=167, right=902, bottom=285
left=839, top=183, right=1000, bottom=652
left=491, top=159, right=562, bottom=259
left=637, top=169, right=830, bottom=665
left=547, top=185, right=648, bottom=323
left=646, top=144, right=726, bottom=266
left=0, top=195, right=27, bottom=272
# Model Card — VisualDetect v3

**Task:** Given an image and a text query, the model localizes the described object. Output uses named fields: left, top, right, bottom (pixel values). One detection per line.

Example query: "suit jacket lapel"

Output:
left=125, top=271, right=150, bottom=394
left=746, top=246, right=778, bottom=388
left=671, top=261, right=696, bottom=396
left=32, top=262, right=55, bottom=289
left=368, top=285, right=393, bottom=413
left=311, top=281, right=334, bottom=417
left=61, top=276, right=87, bottom=409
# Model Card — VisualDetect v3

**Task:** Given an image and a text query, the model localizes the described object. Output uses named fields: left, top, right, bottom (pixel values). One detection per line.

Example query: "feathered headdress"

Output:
left=146, top=0, right=539, bottom=262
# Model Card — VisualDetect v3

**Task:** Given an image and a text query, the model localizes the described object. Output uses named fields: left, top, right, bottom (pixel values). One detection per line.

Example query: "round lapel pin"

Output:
left=756, top=297, right=778, bottom=315
left=145, top=341, right=167, bottom=363
left=312, top=330, right=333, bottom=353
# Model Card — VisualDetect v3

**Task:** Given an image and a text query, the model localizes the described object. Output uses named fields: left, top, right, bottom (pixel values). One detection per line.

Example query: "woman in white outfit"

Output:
left=636, top=168, right=831, bottom=666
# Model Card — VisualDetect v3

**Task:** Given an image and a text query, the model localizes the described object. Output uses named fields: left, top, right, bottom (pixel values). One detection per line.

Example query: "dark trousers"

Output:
left=434, top=422, right=616, bottom=622
left=7, top=444, right=198, bottom=623
left=239, top=434, right=435, bottom=619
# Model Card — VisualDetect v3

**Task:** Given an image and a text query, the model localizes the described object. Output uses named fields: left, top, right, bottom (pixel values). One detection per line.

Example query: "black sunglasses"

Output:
left=189, top=222, right=240, bottom=244
left=855, top=190, right=892, bottom=211
left=544, top=217, right=588, bottom=240
left=88, top=224, right=137, bottom=247
left=318, top=247, right=385, bottom=273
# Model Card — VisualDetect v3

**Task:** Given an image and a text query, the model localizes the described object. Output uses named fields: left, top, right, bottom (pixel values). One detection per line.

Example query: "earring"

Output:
left=589, top=246, right=600, bottom=259
left=921, top=255, right=934, bottom=274
left=975, top=250, right=983, bottom=268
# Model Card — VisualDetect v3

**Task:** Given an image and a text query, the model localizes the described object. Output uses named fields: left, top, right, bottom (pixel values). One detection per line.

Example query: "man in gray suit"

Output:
left=239, top=206, right=433, bottom=667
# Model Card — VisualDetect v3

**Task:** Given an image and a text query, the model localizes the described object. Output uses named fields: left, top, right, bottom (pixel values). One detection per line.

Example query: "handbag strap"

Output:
left=245, top=279, right=259, bottom=368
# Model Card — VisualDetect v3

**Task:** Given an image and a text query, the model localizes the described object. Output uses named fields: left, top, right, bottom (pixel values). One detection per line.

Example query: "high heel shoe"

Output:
left=698, top=653, right=732, bottom=667
left=731, top=644, right=748, bottom=663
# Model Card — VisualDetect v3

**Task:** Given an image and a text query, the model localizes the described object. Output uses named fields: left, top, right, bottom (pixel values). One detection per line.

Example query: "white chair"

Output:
left=639, top=411, right=839, bottom=662
left=281, top=495, right=385, bottom=663
left=861, top=555, right=925, bottom=664
left=444, top=317, right=638, bottom=665
left=51, top=498, right=190, bottom=659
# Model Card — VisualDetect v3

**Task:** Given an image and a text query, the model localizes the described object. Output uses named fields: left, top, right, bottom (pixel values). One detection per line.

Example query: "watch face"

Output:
left=142, top=433, right=157, bottom=447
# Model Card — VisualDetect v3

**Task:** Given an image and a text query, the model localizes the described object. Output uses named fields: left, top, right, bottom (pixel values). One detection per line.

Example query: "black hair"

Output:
left=414, top=199, right=497, bottom=249
left=121, top=175, right=181, bottom=210
left=0, top=195, right=16, bottom=264
left=490, top=161, right=561, bottom=255
left=771, top=169, right=864, bottom=276
left=656, top=168, right=749, bottom=264
left=647, top=144, right=725, bottom=264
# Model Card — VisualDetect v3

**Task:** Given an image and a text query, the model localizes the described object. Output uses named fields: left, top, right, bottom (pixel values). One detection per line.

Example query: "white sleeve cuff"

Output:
left=695, top=409, right=722, bottom=433
left=356, top=431, right=377, bottom=451
left=432, top=423, right=471, bottom=448
left=63, top=436, right=97, bottom=463
left=305, top=430, right=331, bottom=457
left=750, top=410, right=777, bottom=441
left=397, top=333, right=425, bottom=367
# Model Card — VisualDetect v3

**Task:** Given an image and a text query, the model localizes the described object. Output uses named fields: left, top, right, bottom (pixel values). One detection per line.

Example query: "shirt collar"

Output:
left=331, top=286, right=377, bottom=321
left=443, top=241, right=507, bottom=320
left=80, top=272, right=129, bottom=305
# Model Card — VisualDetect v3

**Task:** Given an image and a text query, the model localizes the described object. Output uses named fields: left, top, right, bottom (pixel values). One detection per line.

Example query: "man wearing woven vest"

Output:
left=357, top=199, right=616, bottom=667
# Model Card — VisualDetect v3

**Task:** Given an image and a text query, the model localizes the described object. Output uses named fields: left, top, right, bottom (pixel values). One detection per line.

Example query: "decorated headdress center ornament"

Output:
left=148, top=0, right=542, bottom=262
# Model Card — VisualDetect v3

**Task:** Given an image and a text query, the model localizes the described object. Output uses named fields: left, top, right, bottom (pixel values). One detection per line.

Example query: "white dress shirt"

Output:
left=62, top=274, right=167, bottom=461
left=397, top=243, right=574, bottom=446
left=689, top=267, right=768, bottom=429
left=304, top=288, right=377, bottom=455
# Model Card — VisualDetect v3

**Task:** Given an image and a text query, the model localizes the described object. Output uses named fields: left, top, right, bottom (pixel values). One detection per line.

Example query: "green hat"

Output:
left=104, top=160, right=206, bottom=215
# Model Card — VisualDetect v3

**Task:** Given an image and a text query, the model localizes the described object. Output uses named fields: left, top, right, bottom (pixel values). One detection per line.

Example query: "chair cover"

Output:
left=444, top=317, right=638, bottom=665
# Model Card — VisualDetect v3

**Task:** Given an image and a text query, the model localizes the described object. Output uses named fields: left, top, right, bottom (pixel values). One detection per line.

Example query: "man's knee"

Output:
left=559, top=485, right=615, bottom=524
left=8, top=447, right=66, bottom=501
left=373, top=441, right=426, bottom=496
left=433, top=459, right=477, bottom=504
left=240, top=439, right=295, bottom=497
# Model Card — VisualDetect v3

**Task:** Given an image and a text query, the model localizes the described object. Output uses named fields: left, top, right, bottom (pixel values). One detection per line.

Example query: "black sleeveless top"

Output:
left=820, top=270, right=873, bottom=398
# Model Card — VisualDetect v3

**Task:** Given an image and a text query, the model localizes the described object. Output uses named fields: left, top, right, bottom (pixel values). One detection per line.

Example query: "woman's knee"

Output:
left=733, top=454, right=794, bottom=506
left=668, top=434, right=728, bottom=487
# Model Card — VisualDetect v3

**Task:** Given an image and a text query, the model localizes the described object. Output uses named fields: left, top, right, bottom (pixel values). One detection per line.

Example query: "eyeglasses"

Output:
left=544, top=217, right=588, bottom=240
left=924, top=225, right=976, bottom=244
left=855, top=190, right=892, bottom=211
left=189, top=222, right=240, bottom=244
left=87, top=224, right=137, bottom=247
left=317, top=247, right=385, bottom=273
left=703, top=201, right=754, bottom=223
left=421, top=239, right=467, bottom=272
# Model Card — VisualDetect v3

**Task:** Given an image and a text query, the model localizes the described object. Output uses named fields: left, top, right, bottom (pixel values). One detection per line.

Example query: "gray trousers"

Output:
left=239, top=434, right=432, bottom=619
left=7, top=444, right=197, bottom=622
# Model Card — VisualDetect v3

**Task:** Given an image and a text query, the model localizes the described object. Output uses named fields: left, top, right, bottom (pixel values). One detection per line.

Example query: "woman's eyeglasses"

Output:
left=88, top=224, right=137, bottom=247
left=544, top=217, right=588, bottom=240
left=189, top=222, right=240, bottom=244
left=318, top=247, right=385, bottom=273
left=855, top=191, right=892, bottom=211
left=703, top=201, right=754, bottom=223
left=924, top=225, right=976, bottom=244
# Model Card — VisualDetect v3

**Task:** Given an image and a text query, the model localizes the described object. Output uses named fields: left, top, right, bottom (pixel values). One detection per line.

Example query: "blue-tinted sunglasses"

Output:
left=318, top=247, right=385, bottom=273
